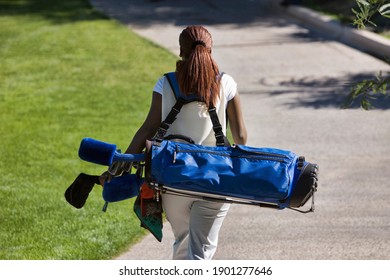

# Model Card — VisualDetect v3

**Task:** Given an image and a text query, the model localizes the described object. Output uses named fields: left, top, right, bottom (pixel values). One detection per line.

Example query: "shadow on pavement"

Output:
left=263, top=72, right=390, bottom=110
left=89, top=0, right=291, bottom=28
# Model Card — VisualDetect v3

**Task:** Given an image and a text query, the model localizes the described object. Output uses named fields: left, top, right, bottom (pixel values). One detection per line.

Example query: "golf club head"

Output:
left=65, top=173, right=99, bottom=209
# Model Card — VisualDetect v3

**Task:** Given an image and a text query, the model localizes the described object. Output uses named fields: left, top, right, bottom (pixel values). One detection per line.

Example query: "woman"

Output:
left=101, top=25, right=247, bottom=260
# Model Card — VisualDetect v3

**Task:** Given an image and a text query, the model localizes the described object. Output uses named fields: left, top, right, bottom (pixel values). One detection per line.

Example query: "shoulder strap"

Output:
left=164, top=72, right=202, bottom=103
left=153, top=72, right=226, bottom=146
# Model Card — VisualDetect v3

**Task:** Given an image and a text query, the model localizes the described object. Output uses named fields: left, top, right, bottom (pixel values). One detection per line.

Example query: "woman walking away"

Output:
left=101, top=25, right=247, bottom=260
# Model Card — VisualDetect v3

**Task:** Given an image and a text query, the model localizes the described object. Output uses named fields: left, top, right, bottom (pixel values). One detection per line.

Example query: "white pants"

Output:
left=162, top=193, right=230, bottom=260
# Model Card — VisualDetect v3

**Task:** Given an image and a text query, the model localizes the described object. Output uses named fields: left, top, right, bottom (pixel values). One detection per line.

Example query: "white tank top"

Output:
left=153, top=74, right=237, bottom=146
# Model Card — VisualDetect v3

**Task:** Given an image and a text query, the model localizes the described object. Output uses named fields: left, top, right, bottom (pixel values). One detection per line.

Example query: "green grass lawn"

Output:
left=0, top=0, right=176, bottom=259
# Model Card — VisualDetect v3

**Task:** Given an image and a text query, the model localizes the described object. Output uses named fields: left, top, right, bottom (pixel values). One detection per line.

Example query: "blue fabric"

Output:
left=78, top=137, right=145, bottom=166
left=79, top=138, right=116, bottom=166
left=77, top=138, right=311, bottom=209
left=103, top=174, right=141, bottom=202
left=150, top=140, right=301, bottom=207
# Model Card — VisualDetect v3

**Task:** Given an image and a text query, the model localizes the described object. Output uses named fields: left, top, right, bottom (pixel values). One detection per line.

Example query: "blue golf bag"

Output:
left=79, top=137, right=318, bottom=212
left=77, top=72, right=319, bottom=212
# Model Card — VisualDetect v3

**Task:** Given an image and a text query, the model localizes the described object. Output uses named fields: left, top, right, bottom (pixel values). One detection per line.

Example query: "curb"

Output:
left=279, top=4, right=390, bottom=59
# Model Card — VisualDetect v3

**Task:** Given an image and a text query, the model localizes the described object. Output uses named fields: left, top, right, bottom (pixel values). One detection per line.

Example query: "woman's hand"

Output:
left=99, top=171, right=112, bottom=186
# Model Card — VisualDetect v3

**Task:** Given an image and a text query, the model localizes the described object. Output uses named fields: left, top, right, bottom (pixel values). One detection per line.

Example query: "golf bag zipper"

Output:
left=173, top=145, right=288, bottom=164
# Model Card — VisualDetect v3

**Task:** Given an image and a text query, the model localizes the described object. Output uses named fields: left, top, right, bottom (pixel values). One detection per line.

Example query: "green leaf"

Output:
left=379, top=3, right=390, bottom=17
left=367, top=19, right=378, bottom=26
left=379, top=3, right=390, bottom=13
left=356, top=0, right=370, bottom=6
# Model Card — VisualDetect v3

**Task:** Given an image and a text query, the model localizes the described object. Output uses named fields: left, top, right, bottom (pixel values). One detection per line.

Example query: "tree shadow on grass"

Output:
left=0, top=0, right=108, bottom=24
left=264, top=72, right=390, bottom=110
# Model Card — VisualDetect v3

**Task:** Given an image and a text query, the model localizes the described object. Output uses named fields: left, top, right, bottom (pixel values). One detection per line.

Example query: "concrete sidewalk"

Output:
left=282, top=4, right=390, bottom=59
left=90, top=0, right=390, bottom=259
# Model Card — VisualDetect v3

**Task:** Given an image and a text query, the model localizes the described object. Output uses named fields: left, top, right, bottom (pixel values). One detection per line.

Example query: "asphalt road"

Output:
left=90, top=0, right=390, bottom=260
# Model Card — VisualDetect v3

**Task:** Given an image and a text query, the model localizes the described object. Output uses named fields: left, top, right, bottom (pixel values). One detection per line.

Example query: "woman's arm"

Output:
left=99, top=92, right=162, bottom=185
left=125, top=92, right=162, bottom=154
left=227, top=92, right=247, bottom=145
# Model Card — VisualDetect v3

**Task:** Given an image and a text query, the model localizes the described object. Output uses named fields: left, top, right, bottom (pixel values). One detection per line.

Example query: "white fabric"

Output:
left=161, top=193, right=230, bottom=260
left=153, top=73, right=237, bottom=146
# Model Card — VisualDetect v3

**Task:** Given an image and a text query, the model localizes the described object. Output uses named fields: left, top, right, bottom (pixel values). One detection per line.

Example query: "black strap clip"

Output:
left=297, top=156, right=305, bottom=170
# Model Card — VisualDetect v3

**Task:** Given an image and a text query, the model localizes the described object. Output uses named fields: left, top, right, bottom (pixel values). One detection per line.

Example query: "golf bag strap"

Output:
left=208, top=106, right=225, bottom=147
left=157, top=72, right=225, bottom=146
left=153, top=98, right=185, bottom=143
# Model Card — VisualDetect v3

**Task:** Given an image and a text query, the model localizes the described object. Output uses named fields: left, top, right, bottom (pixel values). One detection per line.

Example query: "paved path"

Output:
left=90, top=0, right=390, bottom=259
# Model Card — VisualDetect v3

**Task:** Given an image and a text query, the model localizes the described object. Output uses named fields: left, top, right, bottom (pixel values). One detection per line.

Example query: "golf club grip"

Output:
left=79, top=138, right=144, bottom=165
left=113, top=152, right=145, bottom=162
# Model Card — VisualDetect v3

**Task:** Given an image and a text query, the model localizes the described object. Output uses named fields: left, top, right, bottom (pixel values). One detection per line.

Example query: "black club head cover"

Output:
left=65, top=173, right=100, bottom=209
